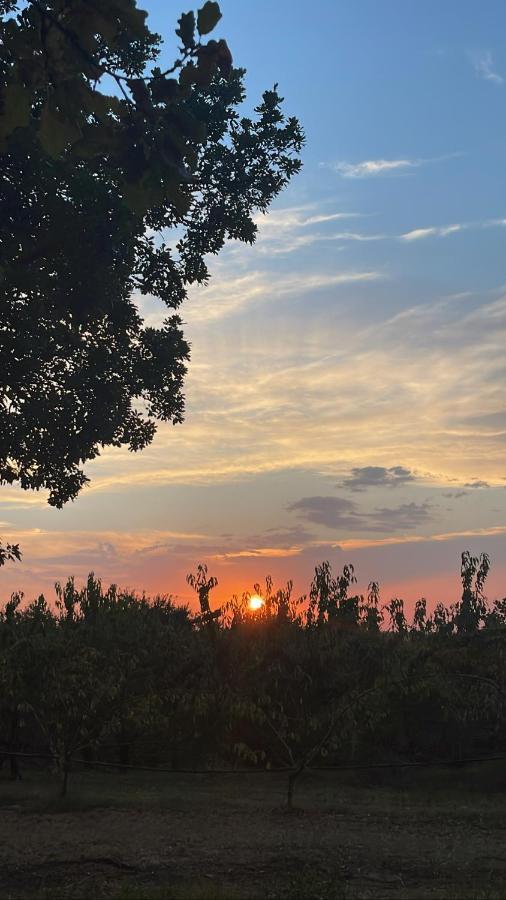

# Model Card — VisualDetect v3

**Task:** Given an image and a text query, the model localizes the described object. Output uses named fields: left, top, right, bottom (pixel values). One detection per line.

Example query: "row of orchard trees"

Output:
left=1, top=553, right=506, bottom=804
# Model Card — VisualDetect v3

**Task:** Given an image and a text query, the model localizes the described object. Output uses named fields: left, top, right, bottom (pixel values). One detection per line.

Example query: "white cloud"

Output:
left=328, top=232, right=386, bottom=243
left=302, top=211, right=362, bottom=227
left=399, top=219, right=506, bottom=243
left=79, top=284, right=506, bottom=502
left=333, top=158, right=422, bottom=178
left=249, top=205, right=368, bottom=255
left=253, top=207, right=361, bottom=232
left=186, top=268, right=383, bottom=322
left=485, top=218, right=506, bottom=228
left=330, top=153, right=463, bottom=179
left=401, top=224, right=464, bottom=241
left=473, top=51, right=503, bottom=85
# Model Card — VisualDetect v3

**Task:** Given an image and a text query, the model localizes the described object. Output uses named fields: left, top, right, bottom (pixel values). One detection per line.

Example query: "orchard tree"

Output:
left=0, top=0, right=303, bottom=509
left=29, top=630, right=120, bottom=795
left=223, top=603, right=382, bottom=808
left=455, top=551, right=490, bottom=633
left=0, top=590, right=54, bottom=779
left=187, top=563, right=218, bottom=618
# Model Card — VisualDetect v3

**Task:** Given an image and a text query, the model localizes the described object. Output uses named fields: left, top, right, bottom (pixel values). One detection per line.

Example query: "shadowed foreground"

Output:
left=1, top=767, right=505, bottom=899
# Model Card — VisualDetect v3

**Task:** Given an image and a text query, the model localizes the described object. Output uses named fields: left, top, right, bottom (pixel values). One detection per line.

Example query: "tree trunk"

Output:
left=118, top=735, right=130, bottom=766
left=286, top=761, right=306, bottom=809
left=9, top=754, right=20, bottom=781
left=61, top=758, right=70, bottom=797
left=9, top=709, right=21, bottom=780
left=287, top=765, right=304, bottom=809
left=287, top=771, right=295, bottom=808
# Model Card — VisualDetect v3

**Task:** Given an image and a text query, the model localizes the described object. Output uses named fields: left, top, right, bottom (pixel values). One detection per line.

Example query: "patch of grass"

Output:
left=3, top=767, right=506, bottom=900
left=267, top=866, right=348, bottom=900
left=111, top=882, right=245, bottom=900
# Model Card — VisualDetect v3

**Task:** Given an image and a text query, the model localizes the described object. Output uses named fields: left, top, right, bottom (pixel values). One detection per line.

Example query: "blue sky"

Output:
left=2, top=1, right=506, bottom=610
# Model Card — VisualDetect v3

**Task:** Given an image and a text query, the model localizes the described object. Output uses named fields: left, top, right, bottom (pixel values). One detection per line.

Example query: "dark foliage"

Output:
left=0, top=1, right=303, bottom=505
left=1, top=552, right=505, bottom=803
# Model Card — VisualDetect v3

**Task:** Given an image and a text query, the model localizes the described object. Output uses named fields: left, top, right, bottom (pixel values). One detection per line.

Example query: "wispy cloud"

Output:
left=330, top=153, right=463, bottom=179
left=211, top=546, right=303, bottom=560
left=254, top=207, right=361, bottom=232
left=401, top=224, right=463, bottom=241
left=400, top=218, right=506, bottom=242
left=332, top=158, right=422, bottom=178
left=472, top=50, right=503, bottom=85
left=248, top=212, right=506, bottom=252
left=81, top=286, right=506, bottom=500
left=187, top=268, right=383, bottom=321
left=337, top=525, right=506, bottom=551
left=0, top=488, right=49, bottom=510
left=249, top=205, right=369, bottom=255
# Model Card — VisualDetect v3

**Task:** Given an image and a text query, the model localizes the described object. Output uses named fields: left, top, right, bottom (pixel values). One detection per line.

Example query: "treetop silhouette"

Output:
left=0, top=1, right=303, bottom=506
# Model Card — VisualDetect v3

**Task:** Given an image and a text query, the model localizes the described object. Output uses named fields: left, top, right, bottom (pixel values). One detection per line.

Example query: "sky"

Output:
left=3, top=0, right=506, bottom=613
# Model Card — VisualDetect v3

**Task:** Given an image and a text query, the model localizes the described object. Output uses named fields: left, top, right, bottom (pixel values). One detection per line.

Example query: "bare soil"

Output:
left=0, top=766, right=505, bottom=898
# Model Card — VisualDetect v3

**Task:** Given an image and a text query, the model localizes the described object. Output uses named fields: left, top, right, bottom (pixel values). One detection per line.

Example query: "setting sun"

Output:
left=249, top=595, right=264, bottom=611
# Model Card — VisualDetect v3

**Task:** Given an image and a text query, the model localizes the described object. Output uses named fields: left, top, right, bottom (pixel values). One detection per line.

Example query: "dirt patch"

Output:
left=0, top=770, right=505, bottom=898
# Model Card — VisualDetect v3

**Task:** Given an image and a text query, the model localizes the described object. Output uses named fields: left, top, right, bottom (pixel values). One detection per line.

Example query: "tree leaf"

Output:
left=216, top=39, right=233, bottom=79
left=197, top=1, right=222, bottom=35
left=179, top=63, right=198, bottom=90
left=110, top=0, right=148, bottom=38
left=151, top=76, right=180, bottom=104
left=0, top=83, right=31, bottom=141
left=82, top=88, right=122, bottom=124
left=176, top=11, right=195, bottom=48
left=38, top=103, right=82, bottom=157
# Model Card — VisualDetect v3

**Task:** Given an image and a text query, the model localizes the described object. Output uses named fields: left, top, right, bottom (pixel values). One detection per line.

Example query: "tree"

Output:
left=0, top=589, right=54, bottom=780
left=0, top=1, right=303, bottom=507
left=307, top=561, right=358, bottom=626
left=187, top=563, right=218, bottom=618
left=455, top=551, right=490, bottom=633
left=1, top=552, right=506, bottom=798
left=229, top=621, right=382, bottom=808
left=383, top=597, right=407, bottom=634
left=29, top=628, right=119, bottom=795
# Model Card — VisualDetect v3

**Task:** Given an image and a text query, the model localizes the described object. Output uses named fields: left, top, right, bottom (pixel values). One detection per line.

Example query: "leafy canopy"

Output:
left=0, top=0, right=303, bottom=506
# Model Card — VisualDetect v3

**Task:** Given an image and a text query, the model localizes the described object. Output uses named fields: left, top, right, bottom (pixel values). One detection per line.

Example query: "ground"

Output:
left=0, top=764, right=505, bottom=899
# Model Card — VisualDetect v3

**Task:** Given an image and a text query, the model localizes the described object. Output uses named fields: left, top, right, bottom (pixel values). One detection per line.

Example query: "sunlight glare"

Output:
left=249, top=595, right=264, bottom=611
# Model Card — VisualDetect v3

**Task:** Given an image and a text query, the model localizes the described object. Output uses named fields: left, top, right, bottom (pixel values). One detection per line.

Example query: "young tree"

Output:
left=223, top=604, right=383, bottom=807
left=0, top=1, right=303, bottom=508
left=358, top=581, right=382, bottom=631
left=0, top=591, right=26, bottom=779
left=455, top=551, right=490, bottom=633
left=28, top=624, right=120, bottom=796
left=307, top=561, right=358, bottom=627
left=187, top=564, right=218, bottom=619
left=383, top=597, right=407, bottom=633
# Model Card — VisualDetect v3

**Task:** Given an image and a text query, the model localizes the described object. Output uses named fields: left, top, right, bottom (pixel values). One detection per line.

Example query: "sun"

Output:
left=249, top=595, right=264, bottom=611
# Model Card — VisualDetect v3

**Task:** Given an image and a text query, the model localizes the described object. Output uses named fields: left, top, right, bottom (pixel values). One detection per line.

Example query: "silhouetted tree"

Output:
left=1, top=551, right=504, bottom=800
left=456, top=551, right=490, bottom=633
left=187, top=564, right=218, bottom=617
left=0, top=1, right=303, bottom=508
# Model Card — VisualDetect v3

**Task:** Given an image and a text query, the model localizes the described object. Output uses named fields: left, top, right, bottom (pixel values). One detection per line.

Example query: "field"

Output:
left=1, top=765, right=506, bottom=899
